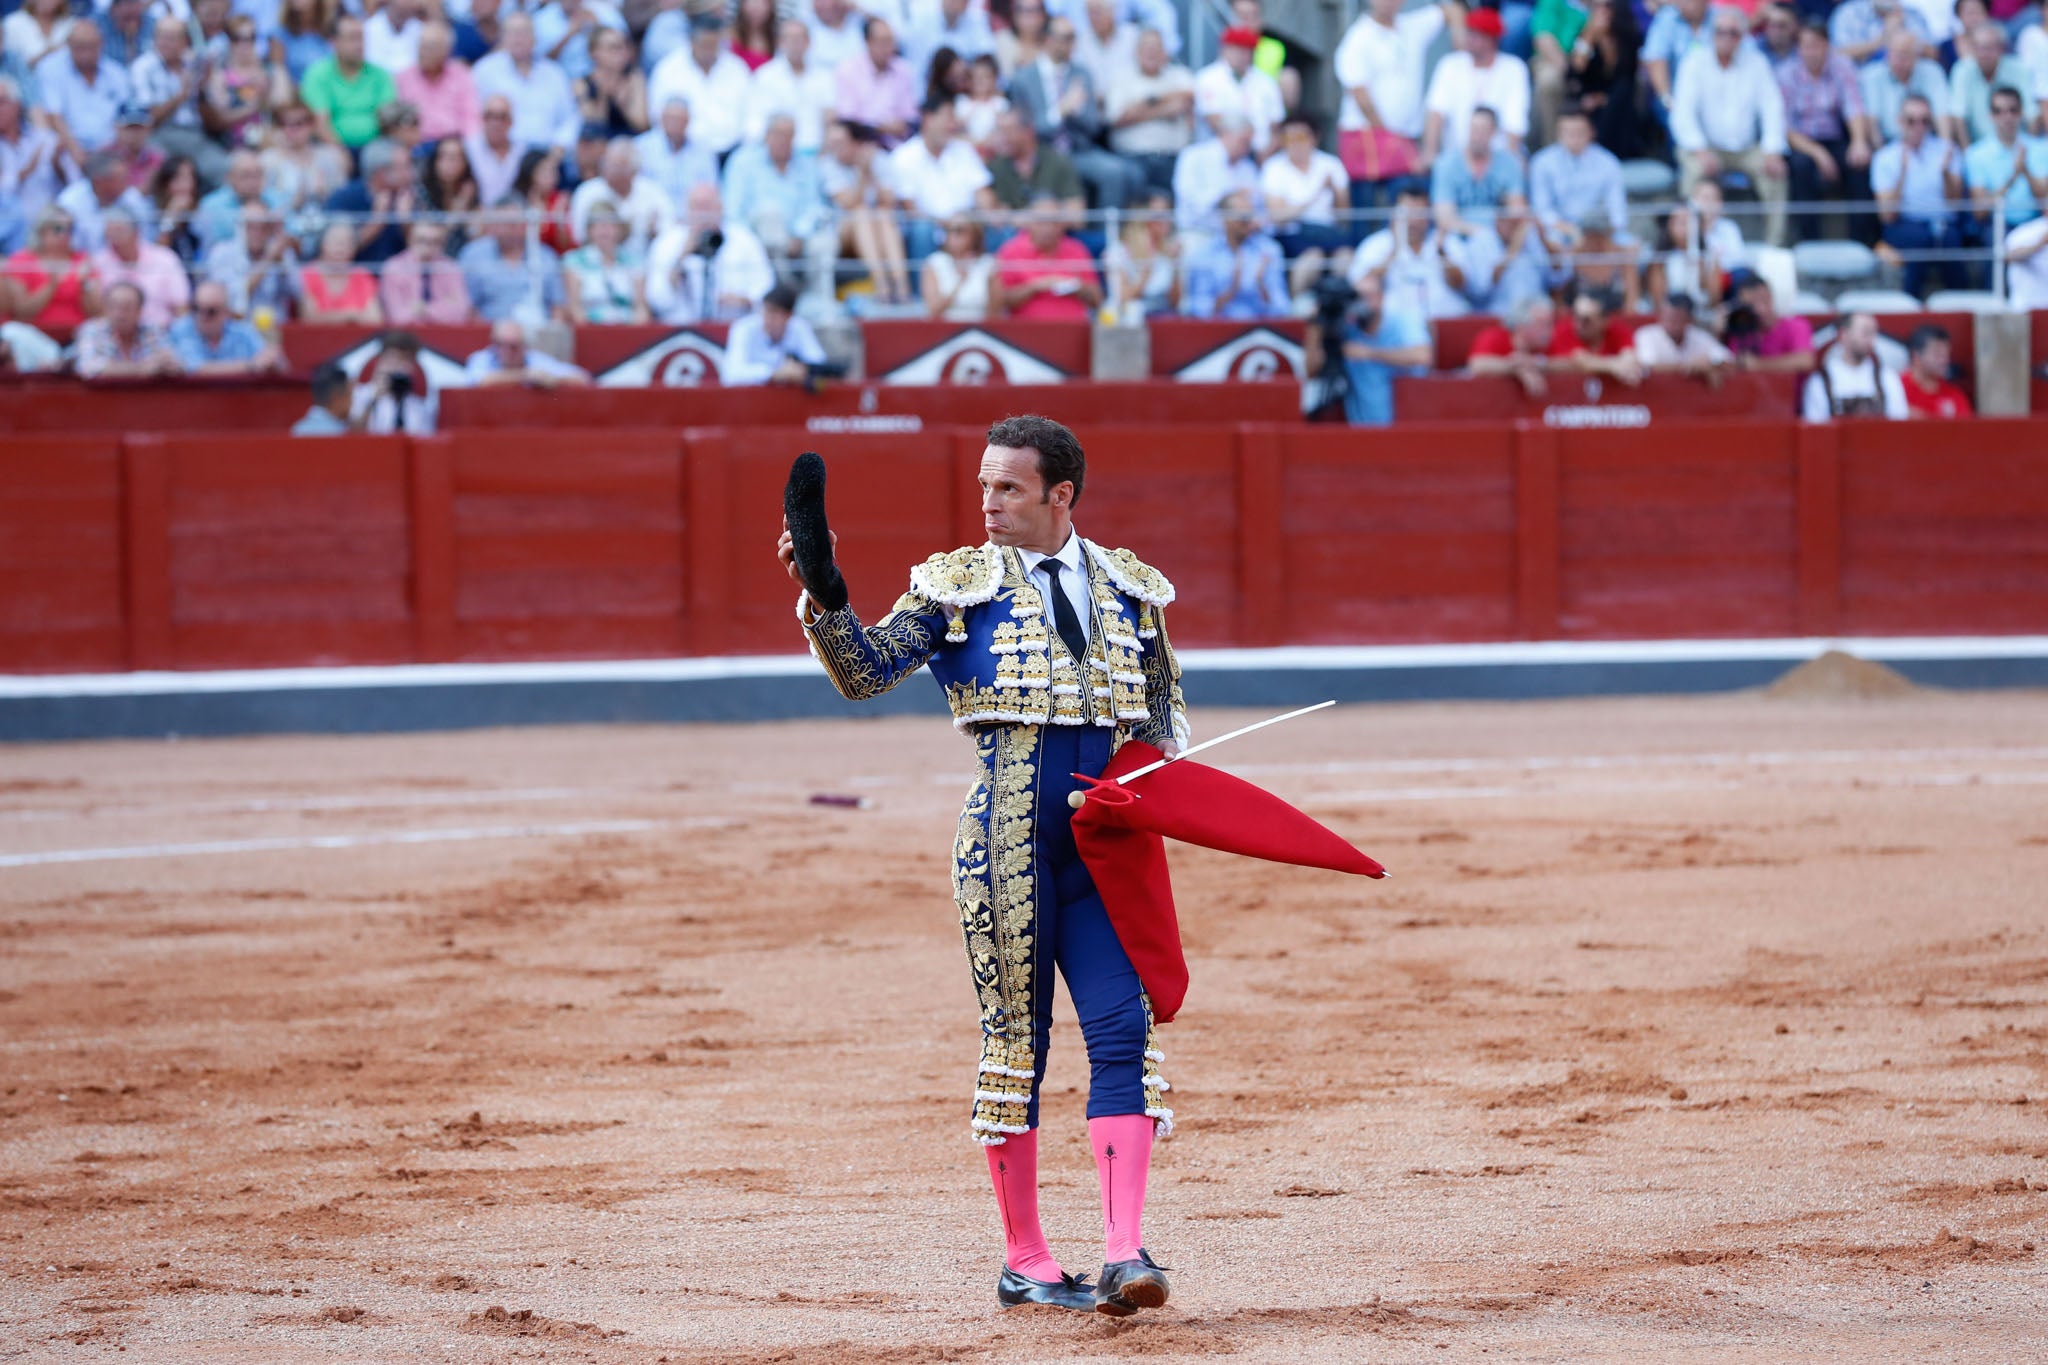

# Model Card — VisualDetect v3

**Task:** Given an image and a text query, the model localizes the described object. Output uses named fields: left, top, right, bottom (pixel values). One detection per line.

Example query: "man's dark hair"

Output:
left=379, top=329, right=423, bottom=357
left=1907, top=323, right=1951, bottom=355
left=986, top=414, right=1085, bottom=506
left=1799, top=19, right=1829, bottom=41
left=310, top=361, right=350, bottom=406
left=763, top=282, right=799, bottom=313
left=921, top=91, right=952, bottom=118
left=1991, top=84, right=2025, bottom=110
left=1556, top=101, right=1590, bottom=122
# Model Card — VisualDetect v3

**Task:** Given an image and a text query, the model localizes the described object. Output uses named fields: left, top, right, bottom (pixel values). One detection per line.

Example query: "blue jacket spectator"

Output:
left=1183, top=193, right=1289, bottom=318
left=1529, top=106, right=1630, bottom=245
left=166, top=282, right=277, bottom=374
left=1430, top=107, right=1525, bottom=231
left=459, top=208, right=566, bottom=322
left=1326, top=275, right=1431, bottom=426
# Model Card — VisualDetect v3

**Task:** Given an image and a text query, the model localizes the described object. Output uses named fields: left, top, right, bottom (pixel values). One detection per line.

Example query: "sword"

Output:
left=1109, top=700, right=1338, bottom=787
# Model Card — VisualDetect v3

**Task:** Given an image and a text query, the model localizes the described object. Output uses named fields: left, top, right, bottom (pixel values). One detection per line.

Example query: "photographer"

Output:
left=291, top=362, right=365, bottom=436
left=1722, top=268, right=1816, bottom=373
left=645, top=183, right=775, bottom=326
left=1304, top=272, right=1431, bottom=426
left=351, top=329, right=439, bottom=434
left=724, top=283, right=830, bottom=387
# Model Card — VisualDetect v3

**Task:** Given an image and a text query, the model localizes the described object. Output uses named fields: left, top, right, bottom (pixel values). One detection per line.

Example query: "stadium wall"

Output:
left=5, top=419, right=2047, bottom=677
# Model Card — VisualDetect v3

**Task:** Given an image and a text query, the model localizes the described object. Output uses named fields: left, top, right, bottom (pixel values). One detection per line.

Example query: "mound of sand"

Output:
left=1765, top=649, right=1925, bottom=700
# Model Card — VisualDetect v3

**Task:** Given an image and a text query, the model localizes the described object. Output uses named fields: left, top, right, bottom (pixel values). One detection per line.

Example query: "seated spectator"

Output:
left=0, top=77, right=64, bottom=255
left=885, top=98, right=994, bottom=259
left=994, top=0, right=1049, bottom=78
left=992, top=196, right=1102, bottom=320
left=263, top=101, right=350, bottom=212
left=1862, top=30, right=1950, bottom=146
left=1564, top=0, right=1639, bottom=159
left=298, top=222, right=384, bottom=324
left=534, top=0, right=626, bottom=85
left=1422, top=7, right=1529, bottom=164
left=381, top=220, right=474, bottom=324
left=106, top=102, right=165, bottom=195
left=1008, top=14, right=1137, bottom=208
left=1559, top=287, right=1643, bottom=383
left=1948, top=24, right=2034, bottom=146
left=724, top=282, right=828, bottom=385
left=1261, top=113, right=1350, bottom=284
left=643, top=13, right=746, bottom=161
left=516, top=148, right=575, bottom=254
left=1348, top=183, right=1473, bottom=319
left=1723, top=266, right=1816, bottom=372
left=270, top=0, right=333, bottom=86
left=474, top=13, right=581, bottom=151
left=301, top=16, right=397, bottom=152
left=195, top=150, right=288, bottom=256
left=1640, top=0, right=1711, bottom=119
left=1564, top=211, right=1639, bottom=313
left=397, top=21, right=481, bottom=143
left=1466, top=295, right=1572, bottom=397
left=1673, top=7, right=1791, bottom=247
left=203, top=206, right=299, bottom=321
left=749, top=18, right=837, bottom=152
left=1170, top=115, right=1259, bottom=236
left=1802, top=311, right=1907, bottom=420
left=1309, top=271, right=1430, bottom=426
left=0, top=317, right=64, bottom=373
left=576, top=26, right=647, bottom=138
left=909, top=0, right=995, bottom=79
left=803, top=0, right=865, bottom=75
left=731, top=0, right=780, bottom=71
left=1529, top=104, right=1628, bottom=247
left=562, top=202, right=650, bottom=322
left=570, top=136, right=673, bottom=246
left=646, top=182, right=774, bottom=323
left=1333, top=0, right=1452, bottom=202
left=1460, top=197, right=1569, bottom=314
left=128, top=19, right=226, bottom=186
left=366, top=0, right=426, bottom=74
left=146, top=153, right=201, bottom=261
left=3, top=208, right=96, bottom=333
left=460, top=196, right=568, bottom=323
left=1780, top=21, right=1874, bottom=244
left=56, top=149, right=156, bottom=253
left=74, top=279, right=180, bottom=377
left=465, top=96, right=531, bottom=209
left=465, top=317, right=591, bottom=386
left=822, top=119, right=912, bottom=304
left=93, top=0, right=154, bottom=71
left=1966, top=84, right=2048, bottom=231
left=351, top=329, right=437, bottom=434
left=1645, top=179, right=1746, bottom=307
left=1105, top=29, right=1192, bottom=196
left=1104, top=192, right=1181, bottom=322
left=1830, top=0, right=1931, bottom=66
left=1227, top=0, right=1294, bottom=105
left=1432, top=107, right=1524, bottom=235
left=90, top=207, right=187, bottom=327
left=723, top=113, right=835, bottom=309
left=635, top=98, right=717, bottom=211
left=1631, top=292, right=1733, bottom=382
left=924, top=47, right=971, bottom=116
left=1530, top=0, right=1589, bottom=142
left=830, top=15, right=916, bottom=147
left=1195, top=24, right=1283, bottom=153
left=1072, top=0, right=1137, bottom=97
left=421, top=137, right=479, bottom=247
left=1900, top=321, right=1972, bottom=417
left=39, top=24, right=132, bottom=169
left=167, top=279, right=281, bottom=375
left=1181, top=190, right=1287, bottom=319
left=1874, top=94, right=1965, bottom=297
left=922, top=216, right=995, bottom=320
left=2002, top=209, right=2048, bottom=306
left=957, top=53, right=1010, bottom=154
left=291, top=361, right=360, bottom=436
left=7, top=0, right=73, bottom=73
left=341, top=140, right=424, bottom=264
left=988, top=108, right=1086, bottom=221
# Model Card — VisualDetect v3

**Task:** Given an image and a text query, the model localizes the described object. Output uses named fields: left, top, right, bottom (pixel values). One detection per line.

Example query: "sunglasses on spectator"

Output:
left=484, top=110, right=512, bottom=120
left=1994, top=101, right=2022, bottom=115
left=1902, top=113, right=1930, bottom=125
left=196, top=305, right=227, bottom=317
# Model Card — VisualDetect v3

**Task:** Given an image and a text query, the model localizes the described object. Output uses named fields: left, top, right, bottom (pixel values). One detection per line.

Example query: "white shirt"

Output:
left=463, top=133, right=530, bottom=207
left=1259, top=149, right=1347, bottom=227
left=463, top=344, right=585, bottom=383
left=1802, top=346, right=1908, bottom=420
left=633, top=127, right=718, bottom=209
left=1348, top=223, right=1473, bottom=319
left=2005, top=216, right=2048, bottom=307
left=1334, top=5, right=1446, bottom=138
left=648, top=48, right=752, bottom=154
left=1170, top=138, right=1260, bottom=232
left=722, top=308, right=827, bottom=384
left=364, top=9, right=422, bottom=73
left=1016, top=530, right=1092, bottom=652
left=471, top=51, right=580, bottom=149
left=805, top=13, right=866, bottom=71
left=1424, top=51, right=1532, bottom=149
left=1192, top=60, right=1285, bottom=153
left=884, top=134, right=990, bottom=218
left=1633, top=321, right=1731, bottom=366
left=644, top=220, right=775, bottom=323
left=1071, top=20, right=1138, bottom=97
left=1671, top=45, right=1787, bottom=154
left=1, top=319, right=63, bottom=372
left=1105, top=62, right=1193, bottom=156
left=746, top=54, right=839, bottom=151
left=568, top=174, right=675, bottom=247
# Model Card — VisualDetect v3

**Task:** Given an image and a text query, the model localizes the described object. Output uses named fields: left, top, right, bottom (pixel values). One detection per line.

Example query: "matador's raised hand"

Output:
left=782, top=452, right=849, bottom=612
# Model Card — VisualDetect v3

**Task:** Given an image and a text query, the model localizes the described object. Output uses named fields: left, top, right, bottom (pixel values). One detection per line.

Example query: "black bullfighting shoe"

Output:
left=996, top=1266, right=1098, bottom=1312
left=1095, top=1247, right=1171, bottom=1315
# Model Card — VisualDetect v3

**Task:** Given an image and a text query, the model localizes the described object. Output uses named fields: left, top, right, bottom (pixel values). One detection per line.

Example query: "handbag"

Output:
left=1339, top=127, right=1419, bottom=182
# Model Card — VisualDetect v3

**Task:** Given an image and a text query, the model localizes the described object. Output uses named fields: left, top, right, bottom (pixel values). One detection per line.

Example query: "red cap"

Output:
left=1220, top=25, right=1260, bottom=49
left=1465, top=6, right=1504, bottom=38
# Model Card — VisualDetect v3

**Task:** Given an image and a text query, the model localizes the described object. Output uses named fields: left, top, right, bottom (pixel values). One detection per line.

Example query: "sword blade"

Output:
left=1113, top=700, right=1337, bottom=786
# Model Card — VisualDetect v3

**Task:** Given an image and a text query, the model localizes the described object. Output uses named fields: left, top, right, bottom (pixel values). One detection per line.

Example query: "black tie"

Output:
left=1040, top=559, right=1088, bottom=663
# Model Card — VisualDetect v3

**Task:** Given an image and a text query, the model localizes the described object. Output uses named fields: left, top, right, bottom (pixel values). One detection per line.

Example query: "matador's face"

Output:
left=978, top=446, right=1072, bottom=554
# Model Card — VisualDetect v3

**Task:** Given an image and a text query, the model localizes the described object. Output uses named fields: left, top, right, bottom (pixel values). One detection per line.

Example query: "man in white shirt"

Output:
left=805, top=0, right=866, bottom=72
left=884, top=98, right=993, bottom=256
left=1631, top=292, right=1733, bottom=379
left=1347, top=183, right=1473, bottom=319
left=636, top=97, right=718, bottom=210
left=746, top=17, right=836, bottom=152
left=723, top=282, right=828, bottom=385
left=1170, top=114, right=1258, bottom=234
left=1335, top=0, right=1454, bottom=156
left=1259, top=112, right=1349, bottom=284
left=645, top=181, right=776, bottom=324
left=1193, top=25, right=1283, bottom=153
left=649, top=11, right=750, bottom=160
left=463, top=95, right=529, bottom=207
left=364, top=0, right=425, bottom=74
left=127, top=19, right=226, bottom=184
left=1105, top=27, right=1192, bottom=194
left=465, top=319, right=591, bottom=387
left=1421, top=7, right=1528, bottom=164
left=472, top=13, right=580, bottom=150
left=569, top=137, right=675, bottom=246
left=2005, top=214, right=2048, bottom=309
left=1071, top=0, right=1137, bottom=96
left=905, top=0, right=994, bottom=77
left=1671, top=5, right=1789, bottom=246
left=1801, top=311, right=1907, bottom=420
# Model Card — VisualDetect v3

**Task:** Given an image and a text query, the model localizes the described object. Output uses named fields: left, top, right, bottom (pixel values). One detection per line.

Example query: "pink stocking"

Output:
left=986, top=1131, right=1063, bottom=1282
left=1089, top=1114, right=1154, bottom=1265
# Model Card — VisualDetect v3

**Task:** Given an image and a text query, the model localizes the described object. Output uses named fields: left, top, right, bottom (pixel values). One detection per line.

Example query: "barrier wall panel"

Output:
left=1556, top=426, right=1801, bottom=639
left=1277, top=428, right=1519, bottom=642
left=710, top=427, right=963, bottom=655
left=447, top=431, right=686, bottom=660
left=157, top=437, right=414, bottom=668
left=0, top=438, right=127, bottom=672
left=1837, top=420, right=2048, bottom=634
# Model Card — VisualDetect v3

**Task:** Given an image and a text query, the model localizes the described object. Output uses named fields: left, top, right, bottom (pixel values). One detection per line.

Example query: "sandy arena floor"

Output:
left=2, top=689, right=2046, bottom=1363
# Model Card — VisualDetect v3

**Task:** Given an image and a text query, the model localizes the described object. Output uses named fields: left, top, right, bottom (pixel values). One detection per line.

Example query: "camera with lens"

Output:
left=692, top=228, right=725, bottom=258
left=1311, top=272, right=1357, bottom=329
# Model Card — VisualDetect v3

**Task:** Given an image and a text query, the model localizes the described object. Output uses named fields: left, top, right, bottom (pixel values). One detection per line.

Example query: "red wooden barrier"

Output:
left=1395, top=372, right=1803, bottom=423
left=0, top=437, right=127, bottom=672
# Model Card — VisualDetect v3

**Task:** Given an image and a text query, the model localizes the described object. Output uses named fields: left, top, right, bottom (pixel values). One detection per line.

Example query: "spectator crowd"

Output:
left=0, top=0, right=2023, bottom=420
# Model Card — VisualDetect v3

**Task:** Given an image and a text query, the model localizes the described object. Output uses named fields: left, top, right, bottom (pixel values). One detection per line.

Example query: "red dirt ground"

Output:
left=3, top=690, right=2046, bottom=1362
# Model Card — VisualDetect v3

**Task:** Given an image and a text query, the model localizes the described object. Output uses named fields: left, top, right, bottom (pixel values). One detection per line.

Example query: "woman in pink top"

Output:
left=298, top=223, right=383, bottom=323
left=992, top=207, right=1101, bottom=321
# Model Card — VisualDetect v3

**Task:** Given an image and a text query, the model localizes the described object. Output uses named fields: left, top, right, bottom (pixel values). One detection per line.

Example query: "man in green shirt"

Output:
left=1530, top=0, right=1589, bottom=150
left=987, top=108, right=1086, bottom=221
left=300, top=15, right=397, bottom=150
